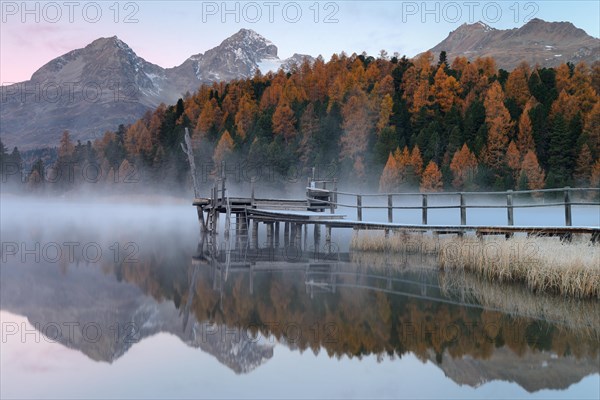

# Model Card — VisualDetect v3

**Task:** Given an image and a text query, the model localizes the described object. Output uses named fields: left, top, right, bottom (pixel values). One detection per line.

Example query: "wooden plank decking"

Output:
left=192, top=181, right=600, bottom=243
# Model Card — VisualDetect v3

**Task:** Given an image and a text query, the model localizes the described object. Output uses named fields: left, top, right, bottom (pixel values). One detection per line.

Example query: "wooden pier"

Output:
left=192, top=172, right=600, bottom=246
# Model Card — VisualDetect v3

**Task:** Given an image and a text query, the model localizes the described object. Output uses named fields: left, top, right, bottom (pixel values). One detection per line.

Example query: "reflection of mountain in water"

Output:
left=427, top=348, right=598, bottom=393
left=1, top=248, right=598, bottom=390
left=0, top=262, right=273, bottom=374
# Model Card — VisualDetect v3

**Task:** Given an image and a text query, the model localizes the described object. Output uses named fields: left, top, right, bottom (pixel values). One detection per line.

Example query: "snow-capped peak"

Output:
left=476, top=21, right=495, bottom=32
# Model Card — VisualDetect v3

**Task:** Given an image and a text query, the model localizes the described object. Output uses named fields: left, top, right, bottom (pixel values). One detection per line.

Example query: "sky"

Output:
left=1, top=0, right=599, bottom=83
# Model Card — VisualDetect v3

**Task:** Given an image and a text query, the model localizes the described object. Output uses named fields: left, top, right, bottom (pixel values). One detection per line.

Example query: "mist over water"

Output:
left=1, top=191, right=599, bottom=399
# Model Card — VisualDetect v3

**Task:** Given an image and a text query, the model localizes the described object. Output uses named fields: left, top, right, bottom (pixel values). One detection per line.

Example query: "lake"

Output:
left=1, top=195, right=598, bottom=399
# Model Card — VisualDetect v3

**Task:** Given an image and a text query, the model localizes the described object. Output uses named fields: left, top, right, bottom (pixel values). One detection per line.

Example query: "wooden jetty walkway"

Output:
left=191, top=171, right=600, bottom=246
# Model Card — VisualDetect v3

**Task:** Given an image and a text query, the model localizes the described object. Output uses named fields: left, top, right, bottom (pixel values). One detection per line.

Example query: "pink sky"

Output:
left=1, top=1, right=599, bottom=83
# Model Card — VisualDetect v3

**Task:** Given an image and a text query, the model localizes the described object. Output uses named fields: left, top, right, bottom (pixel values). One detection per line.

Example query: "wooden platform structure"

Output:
left=192, top=171, right=600, bottom=248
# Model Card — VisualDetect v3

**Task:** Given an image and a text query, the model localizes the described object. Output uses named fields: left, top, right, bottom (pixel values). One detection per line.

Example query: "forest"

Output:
left=1, top=51, right=599, bottom=194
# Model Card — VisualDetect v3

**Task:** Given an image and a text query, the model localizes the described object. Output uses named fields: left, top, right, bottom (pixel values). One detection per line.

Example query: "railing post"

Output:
left=333, top=179, right=338, bottom=213
left=357, top=195, right=362, bottom=221
left=507, top=190, right=514, bottom=226
left=460, top=193, right=466, bottom=225
left=221, top=177, right=226, bottom=202
left=251, top=180, right=255, bottom=208
left=422, top=194, right=428, bottom=225
left=221, top=161, right=226, bottom=201
left=388, top=195, right=393, bottom=223
left=564, top=186, right=572, bottom=227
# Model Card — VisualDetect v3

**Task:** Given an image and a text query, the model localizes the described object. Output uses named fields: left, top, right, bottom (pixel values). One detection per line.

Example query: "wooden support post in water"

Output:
left=296, top=224, right=303, bottom=248
left=249, top=264, right=254, bottom=295
left=357, top=195, right=362, bottom=221
left=266, top=223, right=274, bottom=248
left=564, top=186, right=572, bottom=227
left=284, top=222, right=290, bottom=247
left=325, top=226, right=332, bottom=252
left=252, top=220, right=259, bottom=249
left=314, top=224, right=321, bottom=248
left=303, top=224, right=308, bottom=251
left=241, top=215, right=248, bottom=235
left=422, top=194, right=428, bottom=225
left=507, top=190, right=514, bottom=226
left=290, top=223, right=296, bottom=247
left=460, top=193, right=466, bottom=225
left=274, top=222, right=280, bottom=248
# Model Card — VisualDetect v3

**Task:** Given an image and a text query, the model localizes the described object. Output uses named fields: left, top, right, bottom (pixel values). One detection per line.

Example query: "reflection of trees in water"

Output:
left=107, top=247, right=599, bottom=364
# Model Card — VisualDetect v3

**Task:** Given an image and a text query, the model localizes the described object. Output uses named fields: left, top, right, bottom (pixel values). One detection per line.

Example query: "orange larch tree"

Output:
left=519, top=150, right=545, bottom=190
left=574, top=144, right=593, bottom=186
left=196, top=98, right=223, bottom=135
left=376, top=94, right=394, bottom=134
left=570, top=62, right=598, bottom=114
left=483, top=81, right=513, bottom=173
left=420, top=161, right=443, bottom=192
left=504, top=62, right=531, bottom=108
left=298, top=104, right=319, bottom=164
left=506, top=141, right=521, bottom=185
left=555, top=63, right=571, bottom=94
left=583, top=101, right=600, bottom=158
left=517, top=100, right=536, bottom=157
left=213, top=130, right=234, bottom=167
left=124, top=119, right=153, bottom=157
left=58, top=130, right=75, bottom=158
left=272, top=100, right=297, bottom=142
left=379, top=153, right=400, bottom=192
left=433, top=65, right=461, bottom=113
left=449, top=144, right=478, bottom=190
left=410, top=145, right=424, bottom=178
left=234, top=93, right=257, bottom=140
left=340, top=91, right=373, bottom=178
left=550, top=90, right=579, bottom=122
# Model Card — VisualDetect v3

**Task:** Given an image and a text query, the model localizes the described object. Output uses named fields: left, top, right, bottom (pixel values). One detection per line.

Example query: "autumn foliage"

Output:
left=450, top=144, right=478, bottom=189
left=420, top=161, right=443, bottom=192
left=11, top=51, right=599, bottom=194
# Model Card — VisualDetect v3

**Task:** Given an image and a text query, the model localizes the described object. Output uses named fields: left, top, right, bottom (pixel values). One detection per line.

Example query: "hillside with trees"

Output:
left=2, top=51, right=600, bottom=194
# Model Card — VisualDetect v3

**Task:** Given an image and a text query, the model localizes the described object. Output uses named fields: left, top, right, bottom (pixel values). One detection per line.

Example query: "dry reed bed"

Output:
left=350, top=232, right=600, bottom=299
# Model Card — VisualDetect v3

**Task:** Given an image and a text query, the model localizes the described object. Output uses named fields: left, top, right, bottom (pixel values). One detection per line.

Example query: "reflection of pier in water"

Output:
left=192, top=231, right=600, bottom=336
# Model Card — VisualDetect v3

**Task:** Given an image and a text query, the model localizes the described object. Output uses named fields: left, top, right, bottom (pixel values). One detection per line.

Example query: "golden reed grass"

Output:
left=350, top=231, right=600, bottom=299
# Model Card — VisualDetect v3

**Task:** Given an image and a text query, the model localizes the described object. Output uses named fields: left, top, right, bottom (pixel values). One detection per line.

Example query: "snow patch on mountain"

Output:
left=257, top=57, right=284, bottom=73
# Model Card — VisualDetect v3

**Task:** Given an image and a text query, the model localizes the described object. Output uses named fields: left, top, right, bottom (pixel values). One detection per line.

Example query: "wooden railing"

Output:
left=307, top=187, right=600, bottom=227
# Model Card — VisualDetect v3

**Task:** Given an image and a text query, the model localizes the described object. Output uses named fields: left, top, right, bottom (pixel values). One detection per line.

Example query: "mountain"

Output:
left=429, top=18, right=600, bottom=70
left=0, top=29, right=313, bottom=149
left=166, top=28, right=279, bottom=93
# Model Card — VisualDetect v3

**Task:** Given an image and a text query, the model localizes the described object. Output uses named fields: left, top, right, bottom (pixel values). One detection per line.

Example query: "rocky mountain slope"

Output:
left=0, top=29, right=313, bottom=149
left=429, top=18, right=599, bottom=70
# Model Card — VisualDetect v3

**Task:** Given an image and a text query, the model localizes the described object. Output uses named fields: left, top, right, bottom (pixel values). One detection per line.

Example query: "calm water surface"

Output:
left=1, top=196, right=598, bottom=399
